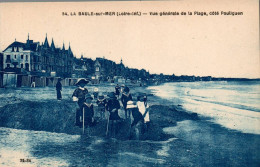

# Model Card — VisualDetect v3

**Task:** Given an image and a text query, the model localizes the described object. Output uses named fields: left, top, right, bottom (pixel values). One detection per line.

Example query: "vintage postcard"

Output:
left=0, top=0, right=259, bottom=166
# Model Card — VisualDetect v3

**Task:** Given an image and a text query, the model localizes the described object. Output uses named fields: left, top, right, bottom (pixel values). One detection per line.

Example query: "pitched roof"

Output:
left=51, top=38, right=55, bottom=50
left=24, top=42, right=38, bottom=51
left=43, top=35, right=49, bottom=48
left=3, top=41, right=39, bottom=52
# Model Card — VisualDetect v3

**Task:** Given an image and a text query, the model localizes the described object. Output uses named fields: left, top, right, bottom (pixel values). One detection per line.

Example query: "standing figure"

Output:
left=72, top=78, right=89, bottom=127
left=121, top=86, right=132, bottom=119
left=93, top=87, right=99, bottom=99
left=120, top=84, right=125, bottom=97
left=82, top=94, right=94, bottom=134
left=115, top=84, right=120, bottom=99
left=96, top=93, right=107, bottom=119
left=137, top=93, right=150, bottom=131
left=106, top=92, right=121, bottom=137
left=56, top=78, right=62, bottom=100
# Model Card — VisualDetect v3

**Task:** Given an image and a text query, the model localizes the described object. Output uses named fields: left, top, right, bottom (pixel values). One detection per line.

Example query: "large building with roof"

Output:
left=2, top=34, right=74, bottom=77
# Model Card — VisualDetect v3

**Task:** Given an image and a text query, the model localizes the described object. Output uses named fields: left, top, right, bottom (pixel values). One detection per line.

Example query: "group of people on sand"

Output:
left=71, top=79, right=150, bottom=138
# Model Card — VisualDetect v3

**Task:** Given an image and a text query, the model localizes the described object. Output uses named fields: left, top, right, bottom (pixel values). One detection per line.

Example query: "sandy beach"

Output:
left=0, top=84, right=259, bottom=166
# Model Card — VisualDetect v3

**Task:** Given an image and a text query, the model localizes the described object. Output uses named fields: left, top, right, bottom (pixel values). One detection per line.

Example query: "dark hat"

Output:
left=107, top=92, right=116, bottom=98
left=137, top=93, right=146, bottom=101
left=123, top=87, right=130, bottom=93
left=75, top=78, right=89, bottom=86
left=98, top=95, right=105, bottom=99
left=85, top=94, right=93, bottom=100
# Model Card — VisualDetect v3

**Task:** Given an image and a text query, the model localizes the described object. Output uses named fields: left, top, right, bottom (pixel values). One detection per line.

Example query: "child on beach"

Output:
left=96, top=93, right=107, bottom=119
left=106, top=92, right=121, bottom=137
left=72, top=78, right=89, bottom=127
left=127, top=100, right=145, bottom=140
left=93, top=87, right=99, bottom=99
left=121, top=86, right=133, bottom=119
left=137, top=93, right=150, bottom=130
left=81, top=94, right=94, bottom=134
left=115, top=84, right=120, bottom=98
left=120, top=85, right=125, bottom=98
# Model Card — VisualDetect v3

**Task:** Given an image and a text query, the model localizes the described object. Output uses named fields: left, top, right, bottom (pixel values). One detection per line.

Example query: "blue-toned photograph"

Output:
left=0, top=1, right=259, bottom=166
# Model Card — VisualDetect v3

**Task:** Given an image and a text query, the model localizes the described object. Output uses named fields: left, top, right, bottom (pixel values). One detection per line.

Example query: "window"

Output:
left=14, top=55, right=16, bottom=59
left=21, top=63, right=23, bottom=68
left=21, top=55, right=23, bottom=59
left=26, top=55, right=28, bottom=61
left=7, top=55, right=11, bottom=60
left=96, top=67, right=100, bottom=72
left=25, top=63, right=29, bottom=70
left=38, top=65, right=40, bottom=70
left=7, top=64, right=10, bottom=68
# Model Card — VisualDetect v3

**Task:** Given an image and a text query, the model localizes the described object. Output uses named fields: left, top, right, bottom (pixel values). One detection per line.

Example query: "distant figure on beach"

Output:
left=137, top=93, right=150, bottom=131
left=81, top=94, right=94, bottom=132
left=121, top=86, right=133, bottom=119
left=93, top=87, right=99, bottom=99
left=31, top=79, right=36, bottom=88
left=115, top=84, right=120, bottom=98
left=106, top=92, right=121, bottom=137
left=127, top=100, right=145, bottom=139
left=56, top=78, right=62, bottom=100
left=72, top=78, right=89, bottom=127
left=96, top=93, right=107, bottom=119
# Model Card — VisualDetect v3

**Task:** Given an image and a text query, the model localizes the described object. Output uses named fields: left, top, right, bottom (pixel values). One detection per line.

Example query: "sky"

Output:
left=0, top=0, right=259, bottom=78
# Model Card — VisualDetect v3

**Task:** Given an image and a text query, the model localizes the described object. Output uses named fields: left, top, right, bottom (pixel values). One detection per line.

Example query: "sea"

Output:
left=0, top=81, right=260, bottom=166
left=148, top=81, right=260, bottom=135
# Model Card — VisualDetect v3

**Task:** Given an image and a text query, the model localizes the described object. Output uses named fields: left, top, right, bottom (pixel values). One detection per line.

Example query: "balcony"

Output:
left=5, top=59, right=11, bottom=63
left=4, top=67, right=22, bottom=73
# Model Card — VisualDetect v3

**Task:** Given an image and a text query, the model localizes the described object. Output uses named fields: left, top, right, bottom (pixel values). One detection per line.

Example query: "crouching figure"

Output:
left=127, top=100, right=145, bottom=140
left=137, top=93, right=150, bottom=132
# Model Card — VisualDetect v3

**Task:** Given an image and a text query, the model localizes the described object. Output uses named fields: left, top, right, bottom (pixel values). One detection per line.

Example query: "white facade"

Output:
left=3, top=46, right=32, bottom=71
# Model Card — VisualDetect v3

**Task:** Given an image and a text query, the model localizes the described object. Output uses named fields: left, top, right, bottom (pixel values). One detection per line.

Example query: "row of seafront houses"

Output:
left=0, top=34, right=216, bottom=88
left=0, top=34, right=150, bottom=88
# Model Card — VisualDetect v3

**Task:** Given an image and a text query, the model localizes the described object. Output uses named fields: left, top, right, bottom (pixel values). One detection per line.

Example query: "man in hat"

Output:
left=56, top=78, right=62, bottom=100
left=106, top=92, right=121, bottom=137
left=72, top=78, right=89, bottom=127
left=96, top=93, right=107, bottom=119
left=121, top=86, right=133, bottom=119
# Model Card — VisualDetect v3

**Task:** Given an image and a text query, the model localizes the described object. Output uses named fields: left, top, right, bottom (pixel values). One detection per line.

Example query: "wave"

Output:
left=192, top=97, right=260, bottom=113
